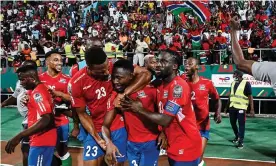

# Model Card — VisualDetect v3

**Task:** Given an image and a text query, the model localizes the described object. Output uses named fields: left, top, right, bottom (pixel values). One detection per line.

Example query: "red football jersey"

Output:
left=187, top=77, right=219, bottom=131
left=157, top=76, right=201, bottom=161
left=39, top=72, right=70, bottom=126
left=69, top=67, right=124, bottom=132
left=108, top=87, right=159, bottom=143
left=27, top=84, right=57, bottom=146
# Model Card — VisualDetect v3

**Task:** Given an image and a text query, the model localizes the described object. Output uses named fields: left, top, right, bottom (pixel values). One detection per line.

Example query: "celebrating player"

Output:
left=69, top=47, right=151, bottom=165
left=1, top=60, right=36, bottom=166
left=185, top=57, right=222, bottom=166
left=102, top=59, right=165, bottom=166
left=39, top=51, right=72, bottom=165
left=5, top=65, right=57, bottom=166
left=120, top=50, right=202, bottom=166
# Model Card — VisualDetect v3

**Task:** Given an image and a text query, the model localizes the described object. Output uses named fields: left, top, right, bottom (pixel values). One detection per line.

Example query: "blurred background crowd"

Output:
left=1, top=0, right=276, bottom=68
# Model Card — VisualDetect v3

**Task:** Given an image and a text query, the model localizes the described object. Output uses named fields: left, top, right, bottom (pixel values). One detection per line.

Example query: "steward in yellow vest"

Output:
left=104, top=39, right=116, bottom=59
left=224, top=70, right=254, bottom=149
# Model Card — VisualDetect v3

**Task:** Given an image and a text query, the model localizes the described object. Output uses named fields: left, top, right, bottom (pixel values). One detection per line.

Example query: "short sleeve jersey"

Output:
left=39, top=72, right=70, bottom=126
left=27, top=84, right=57, bottom=146
left=252, top=62, right=276, bottom=95
left=69, top=67, right=123, bottom=132
left=108, top=86, right=159, bottom=143
left=187, top=77, right=219, bottom=130
left=157, top=76, right=202, bottom=161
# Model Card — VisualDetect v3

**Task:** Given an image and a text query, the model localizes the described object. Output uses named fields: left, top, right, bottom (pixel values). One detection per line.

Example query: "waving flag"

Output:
left=164, top=1, right=211, bottom=24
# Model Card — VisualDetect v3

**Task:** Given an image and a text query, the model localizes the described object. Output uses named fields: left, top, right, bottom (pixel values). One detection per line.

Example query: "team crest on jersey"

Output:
left=163, top=91, right=168, bottom=98
left=199, top=85, right=206, bottom=90
left=137, top=91, right=146, bottom=98
left=173, top=85, right=182, bottom=98
left=59, top=78, right=67, bottom=83
left=33, top=93, right=43, bottom=103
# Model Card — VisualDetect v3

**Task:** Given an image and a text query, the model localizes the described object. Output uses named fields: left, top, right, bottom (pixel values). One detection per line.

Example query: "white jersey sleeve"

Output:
left=12, top=81, right=28, bottom=124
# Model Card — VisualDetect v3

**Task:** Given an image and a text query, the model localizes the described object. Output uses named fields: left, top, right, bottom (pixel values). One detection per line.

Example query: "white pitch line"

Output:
left=205, top=156, right=275, bottom=163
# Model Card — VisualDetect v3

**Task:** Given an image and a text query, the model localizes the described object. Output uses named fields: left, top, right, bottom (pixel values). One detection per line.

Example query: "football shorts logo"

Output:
left=33, top=93, right=43, bottom=103
left=173, top=85, right=182, bottom=98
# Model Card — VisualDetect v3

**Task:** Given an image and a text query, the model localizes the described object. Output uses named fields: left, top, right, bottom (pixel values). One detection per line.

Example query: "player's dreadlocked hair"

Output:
left=113, top=59, right=134, bottom=73
left=85, top=47, right=107, bottom=66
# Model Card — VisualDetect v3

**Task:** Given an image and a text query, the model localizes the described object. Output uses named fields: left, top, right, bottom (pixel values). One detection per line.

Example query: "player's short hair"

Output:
left=45, top=50, right=61, bottom=59
left=113, top=59, right=134, bottom=74
left=187, top=57, right=199, bottom=65
left=22, top=60, right=38, bottom=69
left=85, top=47, right=107, bottom=66
left=16, top=64, right=37, bottom=74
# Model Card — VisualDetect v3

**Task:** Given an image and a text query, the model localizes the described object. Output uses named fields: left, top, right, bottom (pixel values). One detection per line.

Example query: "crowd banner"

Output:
left=1, top=65, right=275, bottom=97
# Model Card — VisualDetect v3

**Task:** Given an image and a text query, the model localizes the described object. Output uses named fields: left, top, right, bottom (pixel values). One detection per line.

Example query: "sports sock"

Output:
left=60, top=152, right=72, bottom=166
left=199, top=160, right=205, bottom=166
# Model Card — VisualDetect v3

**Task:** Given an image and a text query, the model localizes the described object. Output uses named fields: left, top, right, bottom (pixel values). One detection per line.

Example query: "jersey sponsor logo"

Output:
left=33, top=93, right=43, bottom=103
left=163, top=90, right=168, bottom=98
left=137, top=90, right=146, bottom=98
left=173, top=85, right=182, bottom=98
left=59, top=78, right=67, bottom=83
left=179, top=149, right=184, bottom=154
left=199, top=84, right=206, bottom=90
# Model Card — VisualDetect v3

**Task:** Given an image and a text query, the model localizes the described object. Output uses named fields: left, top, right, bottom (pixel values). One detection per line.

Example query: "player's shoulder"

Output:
left=61, top=73, right=71, bottom=80
left=70, top=67, right=87, bottom=85
left=39, top=72, right=47, bottom=78
left=33, top=84, right=49, bottom=96
left=173, top=76, right=189, bottom=87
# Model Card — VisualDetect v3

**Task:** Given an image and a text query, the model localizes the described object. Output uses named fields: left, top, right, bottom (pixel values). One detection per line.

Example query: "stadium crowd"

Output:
left=1, top=0, right=276, bottom=68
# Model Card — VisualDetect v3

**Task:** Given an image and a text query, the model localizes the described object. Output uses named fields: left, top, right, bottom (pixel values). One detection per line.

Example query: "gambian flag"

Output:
left=164, top=1, right=211, bottom=24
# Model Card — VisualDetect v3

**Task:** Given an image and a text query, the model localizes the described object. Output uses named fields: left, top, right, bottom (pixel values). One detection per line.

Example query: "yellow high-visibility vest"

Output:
left=79, top=46, right=85, bottom=60
left=229, top=80, right=249, bottom=110
left=116, top=47, right=124, bottom=58
left=105, top=43, right=115, bottom=59
left=65, top=44, right=74, bottom=58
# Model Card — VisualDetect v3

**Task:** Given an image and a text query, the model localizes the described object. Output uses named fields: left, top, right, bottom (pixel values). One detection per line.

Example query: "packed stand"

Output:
left=1, top=1, right=276, bottom=68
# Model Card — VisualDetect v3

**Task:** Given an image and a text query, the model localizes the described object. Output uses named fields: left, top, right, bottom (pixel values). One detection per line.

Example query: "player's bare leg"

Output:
left=199, top=137, right=208, bottom=166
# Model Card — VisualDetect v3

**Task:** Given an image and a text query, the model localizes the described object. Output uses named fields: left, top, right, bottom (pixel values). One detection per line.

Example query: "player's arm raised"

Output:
left=125, top=66, right=151, bottom=95
left=230, top=15, right=254, bottom=74
left=1, top=96, right=16, bottom=107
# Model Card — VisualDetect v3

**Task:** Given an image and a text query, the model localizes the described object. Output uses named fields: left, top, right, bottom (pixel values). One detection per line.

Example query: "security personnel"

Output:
left=64, top=40, right=76, bottom=66
left=224, top=70, right=254, bottom=149
left=104, top=38, right=116, bottom=59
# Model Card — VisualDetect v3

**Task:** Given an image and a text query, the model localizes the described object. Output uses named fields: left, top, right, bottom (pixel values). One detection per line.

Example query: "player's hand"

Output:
left=70, top=126, right=80, bottom=138
left=96, top=139, right=107, bottom=151
left=214, top=113, right=222, bottom=124
left=48, top=88, right=62, bottom=98
left=158, top=131, right=168, bottom=150
left=224, top=108, right=228, bottom=115
left=5, top=134, right=22, bottom=154
left=120, top=95, right=143, bottom=113
left=229, top=15, right=241, bottom=31
left=249, top=109, right=255, bottom=117
left=20, top=94, right=29, bottom=107
left=104, top=142, right=122, bottom=166
left=114, top=93, right=125, bottom=109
